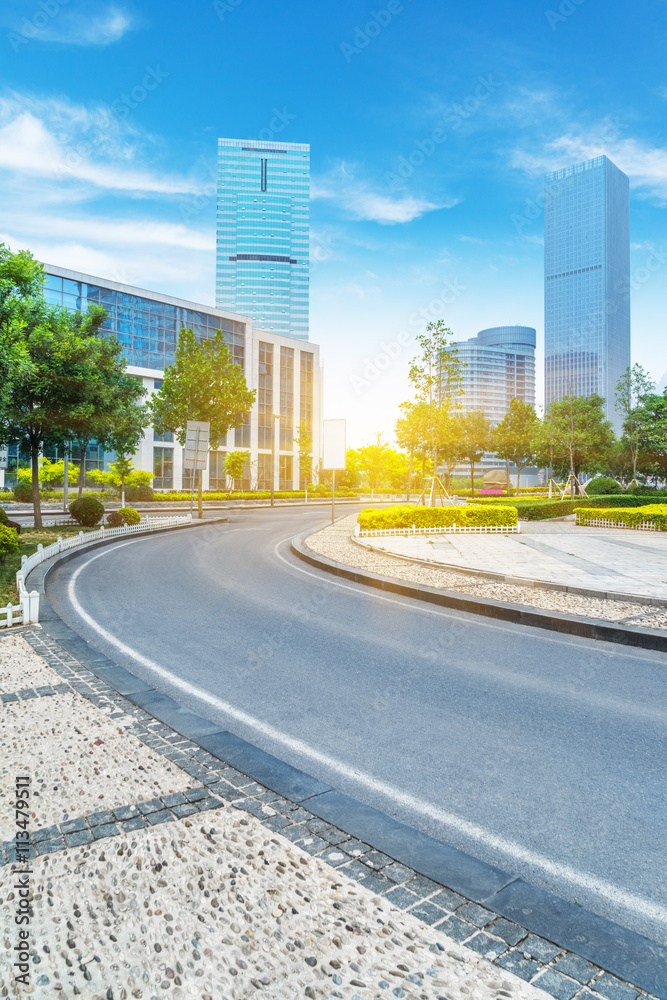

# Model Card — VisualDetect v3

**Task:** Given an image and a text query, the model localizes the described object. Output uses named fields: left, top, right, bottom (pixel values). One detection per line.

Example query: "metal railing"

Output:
left=575, top=515, right=660, bottom=532
left=7, top=515, right=192, bottom=629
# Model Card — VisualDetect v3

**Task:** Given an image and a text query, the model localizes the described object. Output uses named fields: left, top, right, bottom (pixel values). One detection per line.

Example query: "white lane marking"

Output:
left=66, top=543, right=667, bottom=928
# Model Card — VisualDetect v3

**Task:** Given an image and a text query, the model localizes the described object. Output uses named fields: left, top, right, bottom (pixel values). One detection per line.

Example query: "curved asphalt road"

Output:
left=45, top=506, right=667, bottom=947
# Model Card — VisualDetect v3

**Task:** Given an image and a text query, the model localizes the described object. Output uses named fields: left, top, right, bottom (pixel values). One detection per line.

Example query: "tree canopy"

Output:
left=491, top=398, right=540, bottom=493
left=151, top=328, right=256, bottom=514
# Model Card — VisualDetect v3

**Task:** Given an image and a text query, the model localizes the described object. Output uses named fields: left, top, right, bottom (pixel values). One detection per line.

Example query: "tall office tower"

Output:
left=216, top=138, right=310, bottom=341
left=544, top=155, right=630, bottom=431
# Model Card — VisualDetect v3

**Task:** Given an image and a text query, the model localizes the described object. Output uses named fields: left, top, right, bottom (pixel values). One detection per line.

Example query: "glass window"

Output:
left=153, top=447, right=173, bottom=490
left=43, top=273, right=62, bottom=292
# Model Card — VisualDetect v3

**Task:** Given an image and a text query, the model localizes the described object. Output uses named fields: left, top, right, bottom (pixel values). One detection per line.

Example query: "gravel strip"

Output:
left=306, top=516, right=667, bottom=627
left=0, top=691, right=194, bottom=839
left=0, top=813, right=552, bottom=1000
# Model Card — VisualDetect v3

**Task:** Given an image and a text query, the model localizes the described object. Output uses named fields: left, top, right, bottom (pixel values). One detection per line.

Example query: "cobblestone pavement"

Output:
left=0, top=630, right=653, bottom=1000
left=306, top=516, right=667, bottom=630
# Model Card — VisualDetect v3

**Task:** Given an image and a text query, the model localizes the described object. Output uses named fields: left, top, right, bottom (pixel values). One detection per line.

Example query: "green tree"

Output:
left=408, top=321, right=464, bottom=503
left=615, top=364, right=655, bottom=480
left=101, top=401, right=151, bottom=505
left=395, top=401, right=431, bottom=499
left=151, top=328, right=256, bottom=517
left=633, top=392, right=667, bottom=480
left=0, top=244, right=44, bottom=410
left=491, top=398, right=540, bottom=494
left=435, top=405, right=464, bottom=491
left=224, top=450, right=249, bottom=491
left=293, top=420, right=313, bottom=489
left=540, top=394, right=615, bottom=492
left=457, top=410, right=491, bottom=496
left=16, top=457, right=80, bottom=489
left=68, top=348, right=148, bottom=497
left=0, top=302, right=110, bottom=527
left=349, top=434, right=391, bottom=496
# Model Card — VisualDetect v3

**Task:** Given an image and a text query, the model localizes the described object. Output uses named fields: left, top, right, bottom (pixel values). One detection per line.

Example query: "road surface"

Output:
left=45, top=505, right=667, bottom=947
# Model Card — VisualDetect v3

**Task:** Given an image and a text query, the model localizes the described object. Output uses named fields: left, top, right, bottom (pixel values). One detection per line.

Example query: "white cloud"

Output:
left=459, top=235, right=488, bottom=245
left=3, top=3, right=134, bottom=47
left=312, top=163, right=453, bottom=224
left=0, top=102, right=208, bottom=197
left=513, top=125, right=667, bottom=203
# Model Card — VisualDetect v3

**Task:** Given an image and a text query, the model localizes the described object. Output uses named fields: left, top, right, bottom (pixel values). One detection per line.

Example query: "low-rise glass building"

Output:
left=31, top=264, right=322, bottom=491
left=448, top=325, right=537, bottom=480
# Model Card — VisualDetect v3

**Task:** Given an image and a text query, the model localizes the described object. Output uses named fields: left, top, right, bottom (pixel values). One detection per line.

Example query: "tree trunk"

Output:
left=470, top=460, right=475, bottom=497
left=197, top=468, right=203, bottom=519
left=516, top=462, right=522, bottom=495
left=77, top=438, right=89, bottom=497
left=407, top=449, right=413, bottom=502
left=31, top=442, right=42, bottom=529
left=121, top=473, right=125, bottom=509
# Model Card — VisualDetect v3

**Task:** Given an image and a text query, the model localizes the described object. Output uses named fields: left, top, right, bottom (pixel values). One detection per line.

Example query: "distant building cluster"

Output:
left=450, top=153, right=631, bottom=481
left=12, top=139, right=632, bottom=491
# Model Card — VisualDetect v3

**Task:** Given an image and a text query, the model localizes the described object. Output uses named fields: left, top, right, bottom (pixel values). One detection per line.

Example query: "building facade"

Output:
left=40, top=264, right=321, bottom=491
left=449, top=326, right=537, bottom=479
left=544, top=155, right=631, bottom=432
left=216, top=138, right=310, bottom=341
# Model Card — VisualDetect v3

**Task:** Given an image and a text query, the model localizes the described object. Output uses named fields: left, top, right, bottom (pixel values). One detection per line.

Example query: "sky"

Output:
left=0, top=0, right=666, bottom=446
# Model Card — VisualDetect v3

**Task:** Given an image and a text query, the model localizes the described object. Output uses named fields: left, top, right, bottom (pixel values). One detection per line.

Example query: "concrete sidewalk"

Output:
left=364, top=520, right=667, bottom=601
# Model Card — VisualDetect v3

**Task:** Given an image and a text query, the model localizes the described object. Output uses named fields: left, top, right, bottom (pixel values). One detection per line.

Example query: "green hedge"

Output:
left=575, top=504, right=667, bottom=530
left=471, top=494, right=657, bottom=520
left=357, top=504, right=518, bottom=530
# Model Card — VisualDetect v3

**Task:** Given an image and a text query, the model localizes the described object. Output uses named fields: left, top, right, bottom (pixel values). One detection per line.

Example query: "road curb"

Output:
left=290, top=534, right=667, bottom=652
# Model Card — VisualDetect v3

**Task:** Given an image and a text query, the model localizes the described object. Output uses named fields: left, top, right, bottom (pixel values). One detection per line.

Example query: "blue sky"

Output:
left=1, top=0, right=666, bottom=445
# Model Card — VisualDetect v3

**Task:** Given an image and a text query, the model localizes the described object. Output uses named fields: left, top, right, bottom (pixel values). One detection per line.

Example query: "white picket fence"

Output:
left=355, top=522, right=520, bottom=538
left=2, top=514, right=192, bottom=630
left=575, top=515, right=660, bottom=532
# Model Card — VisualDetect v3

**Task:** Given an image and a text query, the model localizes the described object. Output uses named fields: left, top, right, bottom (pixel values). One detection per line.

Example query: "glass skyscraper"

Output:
left=216, top=138, right=310, bottom=341
left=544, top=155, right=630, bottom=431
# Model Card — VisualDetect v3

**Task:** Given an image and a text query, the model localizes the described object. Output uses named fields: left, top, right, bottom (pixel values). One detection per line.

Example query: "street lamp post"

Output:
left=270, top=413, right=280, bottom=506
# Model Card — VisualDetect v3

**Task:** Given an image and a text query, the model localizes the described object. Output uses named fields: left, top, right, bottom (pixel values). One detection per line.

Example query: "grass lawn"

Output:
left=0, top=526, right=96, bottom=608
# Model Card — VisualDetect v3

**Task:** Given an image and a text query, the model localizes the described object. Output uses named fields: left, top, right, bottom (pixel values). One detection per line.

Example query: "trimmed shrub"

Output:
left=125, top=484, right=154, bottom=502
left=119, top=507, right=140, bottom=525
left=12, top=481, right=33, bottom=503
left=0, top=524, right=19, bottom=561
left=585, top=476, right=622, bottom=495
left=357, top=504, right=517, bottom=531
left=575, top=504, right=667, bottom=530
left=473, top=494, right=657, bottom=520
left=69, top=496, right=104, bottom=526
left=106, top=511, right=125, bottom=527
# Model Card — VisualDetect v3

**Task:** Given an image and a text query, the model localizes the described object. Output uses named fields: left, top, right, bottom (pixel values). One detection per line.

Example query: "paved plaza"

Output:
left=362, top=519, right=667, bottom=600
